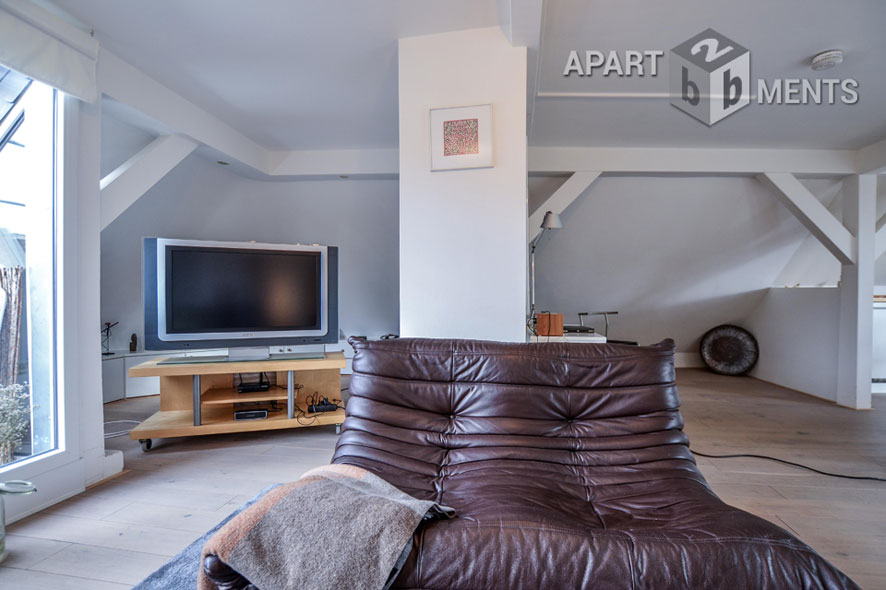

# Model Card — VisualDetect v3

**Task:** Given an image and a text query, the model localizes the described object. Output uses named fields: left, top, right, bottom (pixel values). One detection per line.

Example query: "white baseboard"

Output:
left=674, top=352, right=704, bottom=368
left=100, top=449, right=124, bottom=481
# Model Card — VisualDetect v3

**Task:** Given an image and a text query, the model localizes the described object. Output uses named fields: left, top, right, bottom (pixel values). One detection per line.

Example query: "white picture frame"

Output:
left=428, top=104, right=493, bottom=171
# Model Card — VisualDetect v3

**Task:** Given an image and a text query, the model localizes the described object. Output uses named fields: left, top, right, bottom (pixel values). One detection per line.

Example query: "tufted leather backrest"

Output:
left=332, top=338, right=695, bottom=501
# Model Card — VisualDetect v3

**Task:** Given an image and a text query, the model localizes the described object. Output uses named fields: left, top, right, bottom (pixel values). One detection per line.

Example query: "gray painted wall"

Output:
left=531, top=175, right=816, bottom=352
left=99, top=154, right=399, bottom=351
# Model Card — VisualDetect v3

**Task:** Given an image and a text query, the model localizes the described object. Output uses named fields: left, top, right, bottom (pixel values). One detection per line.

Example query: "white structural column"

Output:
left=528, top=171, right=600, bottom=242
left=398, top=27, right=527, bottom=341
left=100, top=134, right=197, bottom=229
left=837, top=174, right=876, bottom=409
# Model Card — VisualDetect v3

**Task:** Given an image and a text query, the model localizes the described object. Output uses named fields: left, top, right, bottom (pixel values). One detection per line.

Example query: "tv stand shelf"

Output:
left=200, top=388, right=289, bottom=405
left=127, top=352, right=347, bottom=450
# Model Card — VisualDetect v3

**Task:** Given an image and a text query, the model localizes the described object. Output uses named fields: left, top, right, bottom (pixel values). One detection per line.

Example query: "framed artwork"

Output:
left=428, top=104, right=493, bottom=171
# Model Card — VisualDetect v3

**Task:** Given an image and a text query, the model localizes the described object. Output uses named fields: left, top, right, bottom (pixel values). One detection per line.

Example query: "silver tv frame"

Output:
left=143, top=237, right=339, bottom=352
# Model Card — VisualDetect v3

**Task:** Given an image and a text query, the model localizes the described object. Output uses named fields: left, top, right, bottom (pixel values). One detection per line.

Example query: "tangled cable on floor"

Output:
left=103, top=420, right=142, bottom=439
left=691, top=450, right=886, bottom=482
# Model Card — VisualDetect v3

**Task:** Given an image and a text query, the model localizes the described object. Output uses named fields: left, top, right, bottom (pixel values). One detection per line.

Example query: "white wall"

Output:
left=398, top=27, right=527, bottom=341
left=100, top=154, right=400, bottom=352
left=532, top=175, right=813, bottom=351
left=745, top=287, right=841, bottom=402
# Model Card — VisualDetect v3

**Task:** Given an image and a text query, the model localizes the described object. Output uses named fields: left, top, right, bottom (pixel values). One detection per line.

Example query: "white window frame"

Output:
left=0, top=95, right=117, bottom=522
left=0, top=90, right=71, bottom=480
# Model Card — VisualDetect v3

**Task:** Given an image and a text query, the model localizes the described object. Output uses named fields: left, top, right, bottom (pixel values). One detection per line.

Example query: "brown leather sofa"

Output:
left=330, top=337, right=859, bottom=590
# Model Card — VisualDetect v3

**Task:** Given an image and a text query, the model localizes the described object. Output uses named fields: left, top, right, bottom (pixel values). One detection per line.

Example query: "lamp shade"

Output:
left=540, top=211, right=563, bottom=229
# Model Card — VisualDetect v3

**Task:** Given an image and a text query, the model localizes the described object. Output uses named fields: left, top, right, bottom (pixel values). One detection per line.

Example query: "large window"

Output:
left=0, top=71, right=59, bottom=469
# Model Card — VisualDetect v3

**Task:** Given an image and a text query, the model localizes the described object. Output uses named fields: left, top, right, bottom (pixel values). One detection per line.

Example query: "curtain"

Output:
left=0, top=0, right=98, bottom=102
left=0, top=265, right=24, bottom=386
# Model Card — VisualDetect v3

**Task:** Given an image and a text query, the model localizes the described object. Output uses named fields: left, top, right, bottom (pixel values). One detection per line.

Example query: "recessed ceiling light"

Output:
left=811, top=50, right=843, bottom=71
left=216, top=160, right=230, bottom=166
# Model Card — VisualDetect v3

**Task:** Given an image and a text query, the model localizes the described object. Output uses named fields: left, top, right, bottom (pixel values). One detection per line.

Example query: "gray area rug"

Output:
left=133, top=487, right=272, bottom=590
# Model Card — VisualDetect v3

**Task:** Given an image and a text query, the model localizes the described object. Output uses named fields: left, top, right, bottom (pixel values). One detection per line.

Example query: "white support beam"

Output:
left=876, top=212, right=886, bottom=260
left=759, top=172, right=855, bottom=265
left=268, top=148, right=398, bottom=177
left=497, top=0, right=544, bottom=137
left=100, top=134, right=197, bottom=230
left=529, top=171, right=600, bottom=242
left=856, top=136, right=886, bottom=174
left=99, top=49, right=269, bottom=173
left=837, top=174, right=876, bottom=409
left=529, top=147, right=858, bottom=176
left=773, top=179, right=843, bottom=286
left=100, top=49, right=399, bottom=178
left=497, top=0, right=543, bottom=46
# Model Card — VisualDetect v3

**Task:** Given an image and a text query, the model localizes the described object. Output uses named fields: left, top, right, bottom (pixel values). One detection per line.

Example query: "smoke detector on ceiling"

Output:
left=811, top=50, right=844, bottom=71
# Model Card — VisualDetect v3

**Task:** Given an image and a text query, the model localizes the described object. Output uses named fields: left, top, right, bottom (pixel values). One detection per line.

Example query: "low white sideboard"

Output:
left=101, top=349, right=224, bottom=403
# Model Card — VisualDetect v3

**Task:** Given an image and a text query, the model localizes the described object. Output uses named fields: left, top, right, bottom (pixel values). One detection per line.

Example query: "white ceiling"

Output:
left=53, top=0, right=499, bottom=150
left=533, top=0, right=886, bottom=149
left=53, top=0, right=886, bottom=151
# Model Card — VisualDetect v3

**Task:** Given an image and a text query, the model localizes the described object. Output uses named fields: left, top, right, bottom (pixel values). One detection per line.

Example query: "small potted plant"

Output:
left=0, top=383, right=29, bottom=467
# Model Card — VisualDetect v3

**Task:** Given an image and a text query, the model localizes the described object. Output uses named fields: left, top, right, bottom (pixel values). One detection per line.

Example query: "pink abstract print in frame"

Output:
left=442, top=118, right=479, bottom=156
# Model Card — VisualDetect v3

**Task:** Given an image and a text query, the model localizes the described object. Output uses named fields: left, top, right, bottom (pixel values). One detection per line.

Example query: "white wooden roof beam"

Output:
left=528, top=171, right=600, bottom=243
left=759, top=172, right=855, bottom=265
left=100, top=134, right=197, bottom=229
left=99, top=49, right=269, bottom=173
left=856, top=136, right=886, bottom=175
left=268, top=148, right=398, bottom=177
left=529, top=147, right=857, bottom=176
left=875, top=212, right=886, bottom=260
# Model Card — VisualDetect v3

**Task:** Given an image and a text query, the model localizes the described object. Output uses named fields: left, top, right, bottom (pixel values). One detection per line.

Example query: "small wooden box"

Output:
left=537, top=313, right=564, bottom=336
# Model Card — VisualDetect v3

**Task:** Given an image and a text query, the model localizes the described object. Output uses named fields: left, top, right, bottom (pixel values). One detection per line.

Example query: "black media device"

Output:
left=234, top=409, right=268, bottom=421
left=237, top=373, right=270, bottom=393
left=308, top=397, right=339, bottom=413
left=237, top=382, right=270, bottom=393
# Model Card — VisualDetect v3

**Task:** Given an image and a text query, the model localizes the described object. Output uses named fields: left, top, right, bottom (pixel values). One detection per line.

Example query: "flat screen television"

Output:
left=143, top=238, right=338, bottom=357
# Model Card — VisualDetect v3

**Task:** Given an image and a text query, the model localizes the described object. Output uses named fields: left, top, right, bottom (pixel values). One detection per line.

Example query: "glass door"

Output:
left=0, top=71, right=59, bottom=470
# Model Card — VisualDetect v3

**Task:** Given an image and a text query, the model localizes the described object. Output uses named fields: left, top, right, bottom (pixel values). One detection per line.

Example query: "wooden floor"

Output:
left=1, top=370, right=884, bottom=589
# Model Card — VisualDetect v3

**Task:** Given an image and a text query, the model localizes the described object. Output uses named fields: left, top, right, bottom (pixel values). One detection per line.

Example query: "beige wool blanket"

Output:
left=198, top=464, right=454, bottom=590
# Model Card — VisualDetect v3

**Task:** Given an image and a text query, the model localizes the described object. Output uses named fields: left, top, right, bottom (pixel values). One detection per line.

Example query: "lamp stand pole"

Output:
left=528, top=229, right=546, bottom=332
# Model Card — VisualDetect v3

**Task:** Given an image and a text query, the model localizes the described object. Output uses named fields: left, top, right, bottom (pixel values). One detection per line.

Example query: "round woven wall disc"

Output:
left=699, top=325, right=759, bottom=376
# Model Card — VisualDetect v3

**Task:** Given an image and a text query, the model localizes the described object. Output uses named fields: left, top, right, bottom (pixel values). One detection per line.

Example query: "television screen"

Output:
left=166, top=246, right=321, bottom=334
left=143, top=238, right=339, bottom=350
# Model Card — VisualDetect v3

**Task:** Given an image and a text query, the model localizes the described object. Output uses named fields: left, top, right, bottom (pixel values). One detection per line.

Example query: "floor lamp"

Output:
left=529, top=210, right=563, bottom=332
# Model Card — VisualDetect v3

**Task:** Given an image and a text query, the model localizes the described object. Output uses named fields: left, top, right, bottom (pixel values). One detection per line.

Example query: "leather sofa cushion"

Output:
left=332, top=337, right=858, bottom=590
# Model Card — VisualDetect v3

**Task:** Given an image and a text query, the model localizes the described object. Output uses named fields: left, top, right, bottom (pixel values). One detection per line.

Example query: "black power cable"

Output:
left=691, top=450, right=886, bottom=483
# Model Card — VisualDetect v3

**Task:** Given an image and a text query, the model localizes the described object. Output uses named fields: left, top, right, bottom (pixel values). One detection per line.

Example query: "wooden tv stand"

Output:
left=127, top=352, right=347, bottom=451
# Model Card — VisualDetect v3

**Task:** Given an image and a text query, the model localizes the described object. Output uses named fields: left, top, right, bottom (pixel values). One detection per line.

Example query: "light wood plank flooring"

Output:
left=1, top=370, right=884, bottom=588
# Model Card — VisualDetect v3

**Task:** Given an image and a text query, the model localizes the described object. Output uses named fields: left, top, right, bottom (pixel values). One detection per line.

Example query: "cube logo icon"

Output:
left=670, top=28, right=750, bottom=125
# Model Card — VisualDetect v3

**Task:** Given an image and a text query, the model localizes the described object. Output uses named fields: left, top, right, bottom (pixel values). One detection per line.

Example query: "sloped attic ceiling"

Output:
left=54, top=0, right=886, bottom=152
left=533, top=0, right=886, bottom=149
